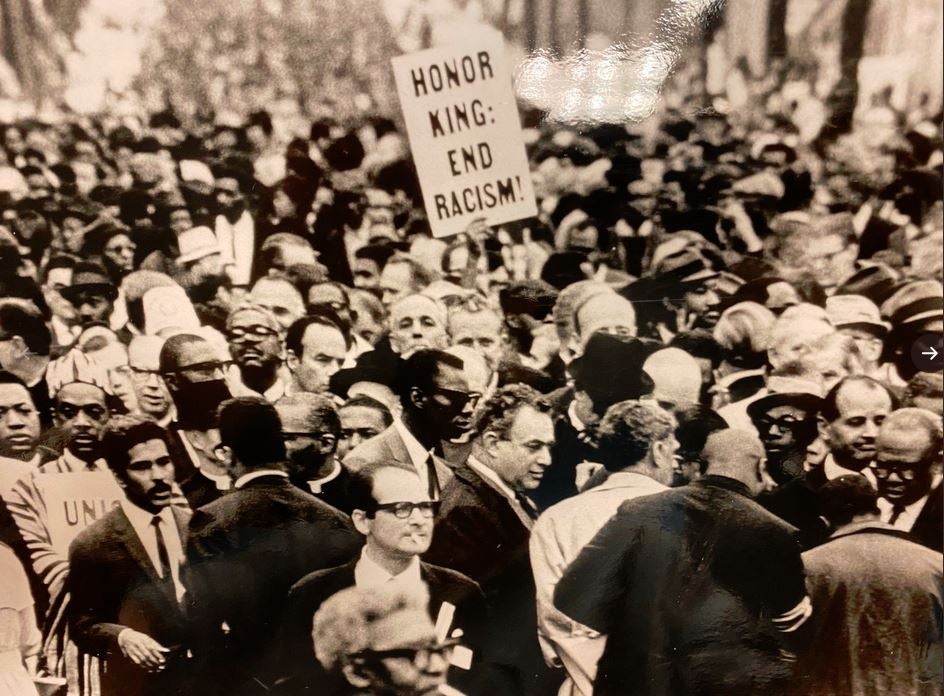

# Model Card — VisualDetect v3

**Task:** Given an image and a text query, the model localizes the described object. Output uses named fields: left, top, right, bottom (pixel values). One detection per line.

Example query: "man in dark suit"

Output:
left=554, top=429, right=812, bottom=696
left=343, top=349, right=476, bottom=500
left=872, top=407, right=943, bottom=551
left=159, top=333, right=235, bottom=508
left=67, top=415, right=193, bottom=696
left=275, top=462, right=486, bottom=694
left=185, top=397, right=361, bottom=695
left=425, top=384, right=558, bottom=696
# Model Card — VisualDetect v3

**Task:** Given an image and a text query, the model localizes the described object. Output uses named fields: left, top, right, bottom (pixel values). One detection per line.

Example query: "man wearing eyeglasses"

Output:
left=275, top=462, right=486, bottom=693
left=159, top=334, right=234, bottom=509
left=344, top=349, right=475, bottom=501
left=226, top=303, right=289, bottom=402
left=872, top=408, right=943, bottom=551
left=126, top=336, right=174, bottom=427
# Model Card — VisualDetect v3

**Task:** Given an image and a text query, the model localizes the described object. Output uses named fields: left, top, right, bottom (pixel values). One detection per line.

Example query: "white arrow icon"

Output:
left=922, top=346, right=939, bottom=360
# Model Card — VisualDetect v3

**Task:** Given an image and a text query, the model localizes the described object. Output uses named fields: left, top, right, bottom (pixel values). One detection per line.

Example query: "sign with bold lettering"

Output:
left=39, top=472, right=123, bottom=555
left=392, top=31, right=537, bottom=238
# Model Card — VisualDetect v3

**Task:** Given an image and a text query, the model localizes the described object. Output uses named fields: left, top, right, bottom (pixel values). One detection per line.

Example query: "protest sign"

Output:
left=392, top=30, right=537, bottom=237
left=38, top=471, right=123, bottom=555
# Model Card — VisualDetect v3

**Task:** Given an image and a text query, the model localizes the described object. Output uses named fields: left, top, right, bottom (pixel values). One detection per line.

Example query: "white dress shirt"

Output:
left=215, top=210, right=255, bottom=287
left=822, top=454, right=877, bottom=486
left=354, top=546, right=424, bottom=593
left=119, top=499, right=186, bottom=601
left=392, top=418, right=432, bottom=490
left=230, top=377, right=288, bottom=403
left=530, top=471, right=668, bottom=696
left=878, top=473, right=943, bottom=532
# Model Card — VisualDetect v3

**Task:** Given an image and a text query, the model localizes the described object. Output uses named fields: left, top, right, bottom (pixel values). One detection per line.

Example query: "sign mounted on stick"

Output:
left=392, top=31, right=537, bottom=238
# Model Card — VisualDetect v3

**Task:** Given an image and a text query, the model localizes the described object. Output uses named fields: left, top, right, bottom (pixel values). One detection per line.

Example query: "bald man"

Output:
left=873, top=408, right=943, bottom=551
left=555, top=429, right=811, bottom=696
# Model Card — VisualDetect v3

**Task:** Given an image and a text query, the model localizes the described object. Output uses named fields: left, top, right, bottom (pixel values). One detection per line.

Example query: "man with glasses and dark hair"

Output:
left=344, top=349, right=476, bottom=501
left=872, top=408, right=943, bottom=551
left=276, top=463, right=485, bottom=693
left=226, top=303, right=288, bottom=402
left=159, top=333, right=233, bottom=508
left=425, top=383, right=557, bottom=696
left=185, top=396, right=360, bottom=695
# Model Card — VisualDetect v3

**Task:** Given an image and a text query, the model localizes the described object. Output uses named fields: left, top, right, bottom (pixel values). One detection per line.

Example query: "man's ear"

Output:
left=481, top=430, right=501, bottom=458
left=409, top=386, right=427, bottom=411
left=9, top=335, right=29, bottom=360
left=341, top=661, right=371, bottom=689
left=351, top=510, right=370, bottom=536
left=285, top=349, right=299, bottom=373
left=817, top=415, right=830, bottom=445
left=163, top=373, right=179, bottom=392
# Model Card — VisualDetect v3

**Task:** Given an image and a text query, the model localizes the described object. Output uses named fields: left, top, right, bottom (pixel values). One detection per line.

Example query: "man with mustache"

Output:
left=226, top=304, right=288, bottom=402
left=159, top=334, right=233, bottom=508
left=68, top=415, right=193, bottom=696
left=425, top=384, right=557, bottom=696
left=275, top=392, right=353, bottom=513
left=872, top=408, right=943, bottom=551
left=275, top=463, right=486, bottom=693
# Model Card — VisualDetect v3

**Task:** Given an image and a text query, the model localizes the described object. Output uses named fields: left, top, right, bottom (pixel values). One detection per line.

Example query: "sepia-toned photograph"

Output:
left=0, top=0, right=941, bottom=694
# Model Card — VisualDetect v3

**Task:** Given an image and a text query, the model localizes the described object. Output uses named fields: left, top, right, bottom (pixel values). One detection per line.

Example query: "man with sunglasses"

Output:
left=276, top=463, right=485, bottom=693
left=159, top=334, right=234, bottom=508
left=344, top=349, right=476, bottom=501
left=872, top=408, right=943, bottom=551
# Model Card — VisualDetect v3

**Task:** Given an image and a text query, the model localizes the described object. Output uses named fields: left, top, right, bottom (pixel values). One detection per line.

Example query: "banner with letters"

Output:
left=39, top=471, right=123, bottom=555
left=392, top=30, right=537, bottom=238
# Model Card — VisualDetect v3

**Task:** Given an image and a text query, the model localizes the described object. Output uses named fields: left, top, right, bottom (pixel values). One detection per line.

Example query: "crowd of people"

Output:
left=0, top=57, right=940, bottom=696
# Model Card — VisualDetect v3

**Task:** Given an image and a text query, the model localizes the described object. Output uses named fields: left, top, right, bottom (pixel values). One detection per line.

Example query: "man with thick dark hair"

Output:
left=68, top=415, right=193, bottom=696
left=185, top=396, right=361, bottom=695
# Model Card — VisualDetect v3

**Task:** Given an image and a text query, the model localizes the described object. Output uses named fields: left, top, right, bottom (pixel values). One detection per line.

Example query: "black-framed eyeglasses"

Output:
left=431, top=387, right=480, bottom=410
left=369, top=500, right=440, bottom=519
left=57, top=402, right=108, bottom=421
left=869, top=462, right=919, bottom=481
left=162, top=360, right=233, bottom=376
left=354, top=638, right=459, bottom=667
left=227, top=325, right=279, bottom=341
left=756, top=415, right=804, bottom=433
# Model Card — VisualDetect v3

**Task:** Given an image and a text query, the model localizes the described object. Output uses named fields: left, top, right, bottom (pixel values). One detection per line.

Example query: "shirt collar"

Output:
left=354, top=546, right=423, bottom=590
left=466, top=455, right=518, bottom=503
left=589, top=471, right=668, bottom=495
left=823, top=453, right=876, bottom=484
left=62, top=449, right=106, bottom=472
left=393, top=418, right=430, bottom=469
left=120, top=497, right=174, bottom=529
left=307, top=459, right=343, bottom=494
left=234, top=469, right=289, bottom=489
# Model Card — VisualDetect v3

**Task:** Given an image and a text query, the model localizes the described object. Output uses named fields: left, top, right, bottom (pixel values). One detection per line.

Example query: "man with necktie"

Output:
left=67, top=415, right=193, bottom=696
left=343, top=349, right=478, bottom=500
left=425, top=383, right=558, bottom=696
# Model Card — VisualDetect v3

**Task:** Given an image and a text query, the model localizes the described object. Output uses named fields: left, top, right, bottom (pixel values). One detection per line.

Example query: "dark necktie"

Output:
left=888, top=504, right=907, bottom=526
left=515, top=490, right=539, bottom=520
left=151, top=515, right=173, bottom=581
left=426, top=456, right=441, bottom=501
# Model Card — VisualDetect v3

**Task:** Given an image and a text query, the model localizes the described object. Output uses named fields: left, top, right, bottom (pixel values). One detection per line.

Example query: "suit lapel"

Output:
left=112, top=508, right=163, bottom=586
left=384, top=428, right=416, bottom=471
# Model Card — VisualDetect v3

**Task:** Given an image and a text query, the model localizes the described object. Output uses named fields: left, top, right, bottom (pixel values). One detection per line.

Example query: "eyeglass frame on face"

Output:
left=160, top=360, right=233, bottom=381
left=365, top=500, right=441, bottom=519
left=429, top=386, right=480, bottom=410
left=352, top=637, right=459, bottom=668
left=756, top=414, right=805, bottom=434
left=227, top=324, right=280, bottom=342
left=869, top=461, right=920, bottom=481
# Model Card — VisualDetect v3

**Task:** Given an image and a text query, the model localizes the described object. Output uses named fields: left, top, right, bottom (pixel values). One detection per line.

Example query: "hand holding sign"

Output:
left=392, top=30, right=537, bottom=238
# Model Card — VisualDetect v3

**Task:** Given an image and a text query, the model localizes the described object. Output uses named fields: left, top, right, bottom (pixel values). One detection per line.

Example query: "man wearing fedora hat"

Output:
left=61, top=260, right=133, bottom=344
left=826, top=294, right=901, bottom=387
